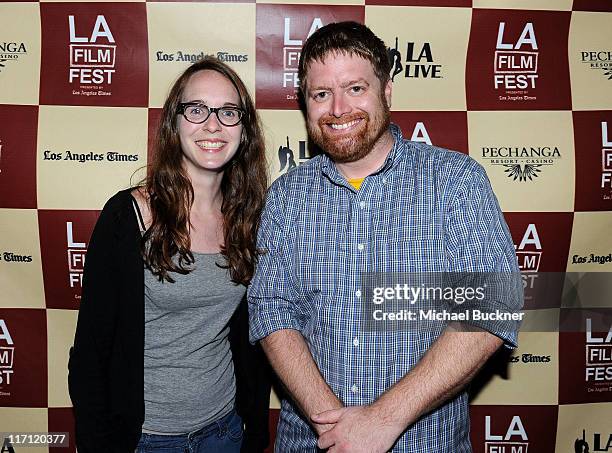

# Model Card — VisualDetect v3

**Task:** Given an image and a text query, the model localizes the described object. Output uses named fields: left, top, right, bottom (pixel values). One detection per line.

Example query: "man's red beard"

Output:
left=307, top=102, right=391, bottom=164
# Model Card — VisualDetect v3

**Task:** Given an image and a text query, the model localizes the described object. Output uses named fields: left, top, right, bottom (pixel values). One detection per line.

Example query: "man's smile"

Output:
left=327, top=118, right=363, bottom=132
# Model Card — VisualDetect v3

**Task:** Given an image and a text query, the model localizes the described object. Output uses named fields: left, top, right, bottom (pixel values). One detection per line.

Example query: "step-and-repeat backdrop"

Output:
left=1, top=0, right=611, bottom=451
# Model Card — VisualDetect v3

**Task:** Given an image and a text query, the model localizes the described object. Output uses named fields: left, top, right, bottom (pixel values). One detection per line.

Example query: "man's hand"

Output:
left=261, top=329, right=344, bottom=434
left=313, top=405, right=404, bottom=453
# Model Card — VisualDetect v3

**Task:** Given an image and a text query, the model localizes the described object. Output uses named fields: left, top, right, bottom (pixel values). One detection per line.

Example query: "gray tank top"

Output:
left=133, top=198, right=246, bottom=434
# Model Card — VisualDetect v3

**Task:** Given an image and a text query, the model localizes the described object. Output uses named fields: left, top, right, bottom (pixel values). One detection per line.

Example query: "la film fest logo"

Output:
left=494, top=22, right=539, bottom=102
left=484, top=415, right=529, bottom=453
left=585, top=318, right=612, bottom=389
left=602, top=121, right=612, bottom=200
left=67, top=221, right=87, bottom=290
left=282, top=17, right=324, bottom=98
left=155, top=49, right=248, bottom=64
left=575, top=429, right=612, bottom=453
left=514, top=223, right=542, bottom=292
left=580, top=50, right=612, bottom=81
left=0, top=320, right=15, bottom=395
left=481, top=145, right=561, bottom=182
left=278, top=136, right=311, bottom=174
left=408, top=122, right=434, bottom=146
left=387, top=37, right=442, bottom=82
left=68, top=14, right=116, bottom=97
left=0, top=41, right=27, bottom=72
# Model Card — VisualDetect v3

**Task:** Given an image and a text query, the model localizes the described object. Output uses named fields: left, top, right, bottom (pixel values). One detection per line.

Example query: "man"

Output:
left=248, top=22, right=522, bottom=452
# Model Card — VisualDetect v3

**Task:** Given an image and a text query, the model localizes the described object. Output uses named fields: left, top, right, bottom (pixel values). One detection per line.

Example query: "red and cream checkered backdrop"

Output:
left=1, top=0, right=611, bottom=451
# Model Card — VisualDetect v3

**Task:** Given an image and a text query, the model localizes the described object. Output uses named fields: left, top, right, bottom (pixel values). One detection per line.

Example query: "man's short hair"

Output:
left=298, top=21, right=391, bottom=93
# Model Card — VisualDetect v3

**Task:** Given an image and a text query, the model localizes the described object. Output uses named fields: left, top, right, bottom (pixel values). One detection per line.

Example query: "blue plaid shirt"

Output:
left=248, top=125, right=520, bottom=452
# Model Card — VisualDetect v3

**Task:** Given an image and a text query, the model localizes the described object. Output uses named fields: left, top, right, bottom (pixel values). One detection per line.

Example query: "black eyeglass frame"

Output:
left=176, top=102, right=245, bottom=127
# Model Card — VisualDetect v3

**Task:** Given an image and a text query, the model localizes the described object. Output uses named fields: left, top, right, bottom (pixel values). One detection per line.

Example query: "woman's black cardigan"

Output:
left=68, top=189, right=271, bottom=453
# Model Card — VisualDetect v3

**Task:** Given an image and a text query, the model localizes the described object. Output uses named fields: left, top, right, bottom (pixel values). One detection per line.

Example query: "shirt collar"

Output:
left=320, top=123, right=406, bottom=184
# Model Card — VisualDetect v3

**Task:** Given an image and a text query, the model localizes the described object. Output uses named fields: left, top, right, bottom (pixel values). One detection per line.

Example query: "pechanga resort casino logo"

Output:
left=481, top=145, right=561, bottom=182
left=580, top=50, right=612, bottom=81
left=387, top=38, right=442, bottom=82
left=0, top=42, right=26, bottom=73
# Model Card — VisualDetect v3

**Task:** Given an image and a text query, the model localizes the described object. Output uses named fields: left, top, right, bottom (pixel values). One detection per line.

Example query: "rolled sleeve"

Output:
left=248, top=177, right=303, bottom=344
left=444, top=161, right=524, bottom=348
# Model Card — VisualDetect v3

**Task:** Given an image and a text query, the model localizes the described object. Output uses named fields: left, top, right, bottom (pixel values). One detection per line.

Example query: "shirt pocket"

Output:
left=295, top=240, right=343, bottom=295
left=380, top=238, right=446, bottom=273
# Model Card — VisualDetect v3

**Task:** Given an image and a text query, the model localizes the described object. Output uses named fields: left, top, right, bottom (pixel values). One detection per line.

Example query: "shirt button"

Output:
left=353, top=337, right=359, bottom=346
left=351, top=384, right=359, bottom=394
left=357, top=243, right=364, bottom=251
left=382, top=177, right=387, bottom=184
left=355, top=290, right=362, bottom=298
left=359, top=201, right=366, bottom=209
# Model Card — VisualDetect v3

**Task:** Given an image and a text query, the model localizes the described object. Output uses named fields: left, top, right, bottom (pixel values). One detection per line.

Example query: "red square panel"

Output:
left=466, top=9, right=571, bottom=110
left=38, top=210, right=100, bottom=310
left=147, top=108, right=162, bottom=165
left=470, top=405, right=558, bottom=453
left=505, top=213, right=573, bottom=310
left=365, top=0, right=470, bottom=5
left=0, top=105, right=37, bottom=208
left=40, top=3, right=148, bottom=107
left=573, top=0, right=612, bottom=11
left=0, top=309, right=47, bottom=407
left=264, top=408, right=280, bottom=453
left=255, top=4, right=364, bottom=110
left=573, top=111, right=612, bottom=211
left=48, top=407, right=77, bottom=453
left=559, top=309, right=612, bottom=404
left=391, top=111, right=468, bottom=154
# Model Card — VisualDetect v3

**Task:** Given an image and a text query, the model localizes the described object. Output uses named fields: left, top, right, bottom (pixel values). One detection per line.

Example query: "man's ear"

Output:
left=384, top=79, right=392, bottom=109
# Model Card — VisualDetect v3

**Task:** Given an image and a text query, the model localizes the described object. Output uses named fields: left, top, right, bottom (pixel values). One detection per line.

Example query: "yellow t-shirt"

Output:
left=348, top=177, right=365, bottom=190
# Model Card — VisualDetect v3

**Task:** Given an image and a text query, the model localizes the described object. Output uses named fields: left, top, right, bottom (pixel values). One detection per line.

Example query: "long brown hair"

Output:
left=143, top=57, right=267, bottom=284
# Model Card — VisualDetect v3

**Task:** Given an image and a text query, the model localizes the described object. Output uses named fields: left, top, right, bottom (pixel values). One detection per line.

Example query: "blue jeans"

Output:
left=135, top=410, right=243, bottom=453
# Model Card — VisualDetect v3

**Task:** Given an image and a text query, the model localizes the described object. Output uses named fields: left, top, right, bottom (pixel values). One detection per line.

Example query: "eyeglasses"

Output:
left=177, top=102, right=244, bottom=127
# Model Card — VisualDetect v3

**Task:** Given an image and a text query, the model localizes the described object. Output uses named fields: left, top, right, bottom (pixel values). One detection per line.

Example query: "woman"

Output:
left=68, top=57, right=270, bottom=453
